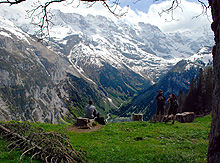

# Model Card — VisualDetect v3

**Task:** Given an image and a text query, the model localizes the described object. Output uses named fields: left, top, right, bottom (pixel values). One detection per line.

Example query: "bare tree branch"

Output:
left=0, top=122, right=88, bottom=163
left=192, top=0, right=210, bottom=19
left=102, top=1, right=128, bottom=17
left=0, top=0, right=26, bottom=5
left=130, top=0, right=211, bottom=22
left=133, top=0, right=141, bottom=4
left=158, top=0, right=182, bottom=22
left=0, top=0, right=126, bottom=40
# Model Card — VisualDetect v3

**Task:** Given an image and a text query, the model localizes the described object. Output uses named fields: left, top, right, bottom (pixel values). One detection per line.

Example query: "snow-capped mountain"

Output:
left=0, top=7, right=214, bottom=122
left=0, top=8, right=214, bottom=83
left=37, top=10, right=213, bottom=83
left=185, top=46, right=213, bottom=70
left=0, top=14, right=150, bottom=123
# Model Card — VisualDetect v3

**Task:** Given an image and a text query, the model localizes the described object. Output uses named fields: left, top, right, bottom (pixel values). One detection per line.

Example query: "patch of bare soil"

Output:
left=66, top=124, right=103, bottom=133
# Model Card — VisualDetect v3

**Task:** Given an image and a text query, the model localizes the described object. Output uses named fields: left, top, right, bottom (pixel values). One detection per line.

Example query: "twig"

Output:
left=20, top=147, right=35, bottom=160
left=0, top=0, right=26, bottom=5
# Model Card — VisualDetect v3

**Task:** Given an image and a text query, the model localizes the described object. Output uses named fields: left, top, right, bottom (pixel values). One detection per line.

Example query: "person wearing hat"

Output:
left=154, top=89, right=166, bottom=122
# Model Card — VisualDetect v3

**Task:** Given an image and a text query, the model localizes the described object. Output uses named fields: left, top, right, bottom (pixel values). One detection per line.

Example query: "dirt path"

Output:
left=66, top=124, right=103, bottom=133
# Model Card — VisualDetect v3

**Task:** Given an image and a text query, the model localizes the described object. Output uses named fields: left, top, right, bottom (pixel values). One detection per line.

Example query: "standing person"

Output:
left=85, top=100, right=98, bottom=119
left=154, top=89, right=166, bottom=122
left=165, top=93, right=179, bottom=124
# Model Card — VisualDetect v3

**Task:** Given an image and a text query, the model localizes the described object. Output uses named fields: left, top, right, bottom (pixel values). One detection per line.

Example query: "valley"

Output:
left=0, top=8, right=214, bottom=123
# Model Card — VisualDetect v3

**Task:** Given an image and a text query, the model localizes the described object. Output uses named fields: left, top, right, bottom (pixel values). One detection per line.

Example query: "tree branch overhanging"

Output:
left=192, top=0, right=210, bottom=19
left=158, top=0, right=210, bottom=22
left=0, top=0, right=26, bottom=5
left=158, top=0, right=182, bottom=22
left=0, top=0, right=127, bottom=40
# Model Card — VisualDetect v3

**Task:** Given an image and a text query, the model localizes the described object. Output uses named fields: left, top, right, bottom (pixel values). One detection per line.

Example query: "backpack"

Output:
left=95, top=117, right=106, bottom=125
left=173, top=99, right=179, bottom=109
left=157, top=95, right=165, bottom=105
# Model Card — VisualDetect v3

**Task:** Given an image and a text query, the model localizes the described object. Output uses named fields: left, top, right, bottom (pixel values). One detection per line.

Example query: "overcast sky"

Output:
left=1, top=0, right=212, bottom=33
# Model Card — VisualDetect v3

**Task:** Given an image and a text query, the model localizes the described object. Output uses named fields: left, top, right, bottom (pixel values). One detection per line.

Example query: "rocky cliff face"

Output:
left=0, top=16, right=151, bottom=123
left=0, top=18, right=105, bottom=123
left=44, top=10, right=214, bottom=83
left=0, top=23, right=71, bottom=123
left=208, top=0, right=220, bottom=162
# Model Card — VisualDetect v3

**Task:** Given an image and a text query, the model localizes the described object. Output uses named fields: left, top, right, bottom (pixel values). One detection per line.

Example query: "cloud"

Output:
left=55, top=0, right=212, bottom=33
left=0, top=0, right=212, bottom=33
left=118, top=0, right=212, bottom=33
left=146, top=0, right=212, bottom=32
left=50, top=0, right=125, bottom=20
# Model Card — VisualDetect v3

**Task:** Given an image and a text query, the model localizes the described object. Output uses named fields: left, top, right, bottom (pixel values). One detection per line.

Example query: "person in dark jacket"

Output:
left=165, top=93, right=179, bottom=124
left=154, top=89, right=166, bottom=122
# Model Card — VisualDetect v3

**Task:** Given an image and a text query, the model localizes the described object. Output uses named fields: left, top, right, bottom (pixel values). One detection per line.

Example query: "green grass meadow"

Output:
left=0, top=115, right=211, bottom=162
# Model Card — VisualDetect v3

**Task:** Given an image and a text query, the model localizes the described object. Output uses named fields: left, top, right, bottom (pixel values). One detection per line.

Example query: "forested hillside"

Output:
left=114, top=47, right=213, bottom=121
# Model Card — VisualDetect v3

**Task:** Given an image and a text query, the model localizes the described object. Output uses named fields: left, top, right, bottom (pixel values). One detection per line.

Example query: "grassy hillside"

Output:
left=0, top=115, right=211, bottom=163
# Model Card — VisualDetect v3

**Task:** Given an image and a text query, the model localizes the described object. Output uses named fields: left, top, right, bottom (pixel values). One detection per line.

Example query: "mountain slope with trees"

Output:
left=114, top=47, right=213, bottom=120
left=180, top=67, right=214, bottom=115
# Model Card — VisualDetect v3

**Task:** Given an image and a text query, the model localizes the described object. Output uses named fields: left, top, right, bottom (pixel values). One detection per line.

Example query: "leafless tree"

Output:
left=0, top=0, right=128, bottom=40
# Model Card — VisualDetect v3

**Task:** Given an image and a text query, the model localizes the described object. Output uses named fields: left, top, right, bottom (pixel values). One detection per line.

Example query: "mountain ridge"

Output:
left=0, top=9, right=214, bottom=123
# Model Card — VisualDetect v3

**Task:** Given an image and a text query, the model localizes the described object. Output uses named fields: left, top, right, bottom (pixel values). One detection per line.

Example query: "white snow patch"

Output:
left=0, top=16, right=30, bottom=44
left=0, top=31, right=12, bottom=39
left=184, top=47, right=212, bottom=71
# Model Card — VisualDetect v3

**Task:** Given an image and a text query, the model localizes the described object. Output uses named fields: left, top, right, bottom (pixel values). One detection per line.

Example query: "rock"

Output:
left=74, top=117, right=95, bottom=129
left=132, top=113, right=143, bottom=121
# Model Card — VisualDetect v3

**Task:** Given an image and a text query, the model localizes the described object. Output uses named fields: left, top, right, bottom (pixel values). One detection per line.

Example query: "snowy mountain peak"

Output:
left=197, top=46, right=213, bottom=55
left=185, top=46, right=213, bottom=71
left=0, top=16, right=30, bottom=44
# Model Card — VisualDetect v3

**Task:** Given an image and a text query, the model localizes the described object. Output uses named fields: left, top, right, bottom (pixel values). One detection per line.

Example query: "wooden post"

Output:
left=176, top=112, right=195, bottom=123
left=132, top=113, right=143, bottom=121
